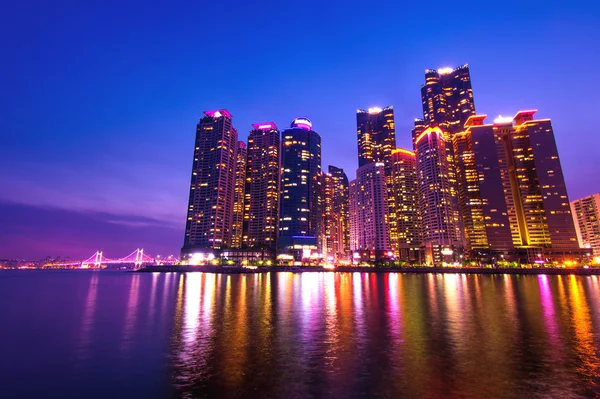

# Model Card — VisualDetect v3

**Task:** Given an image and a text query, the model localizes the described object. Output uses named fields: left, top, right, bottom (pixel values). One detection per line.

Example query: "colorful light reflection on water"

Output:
left=0, top=271, right=599, bottom=398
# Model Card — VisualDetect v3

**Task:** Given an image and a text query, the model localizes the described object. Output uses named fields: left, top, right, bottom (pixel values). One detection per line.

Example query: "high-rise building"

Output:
left=349, top=162, right=390, bottom=260
left=357, top=106, right=396, bottom=257
left=414, top=126, right=462, bottom=264
left=356, top=106, right=396, bottom=170
left=413, top=64, right=474, bottom=263
left=571, top=193, right=600, bottom=255
left=278, top=118, right=322, bottom=261
left=451, top=111, right=580, bottom=260
left=322, top=166, right=350, bottom=262
left=231, top=141, right=247, bottom=248
left=390, top=148, right=420, bottom=261
left=412, top=118, right=426, bottom=146
left=182, top=110, right=238, bottom=257
left=420, top=64, right=475, bottom=134
left=452, top=115, right=513, bottom=252
left=244, top=122, right=280, bottom=250
left=492, top=111, right=578, bottom=250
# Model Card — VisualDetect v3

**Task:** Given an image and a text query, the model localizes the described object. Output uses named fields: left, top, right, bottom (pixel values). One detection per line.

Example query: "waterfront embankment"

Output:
left=136, top=265, right=600, bottom=275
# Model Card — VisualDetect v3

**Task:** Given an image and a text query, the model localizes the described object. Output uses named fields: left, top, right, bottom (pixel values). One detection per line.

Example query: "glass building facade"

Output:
left=278, top=118, right=322, bottom=260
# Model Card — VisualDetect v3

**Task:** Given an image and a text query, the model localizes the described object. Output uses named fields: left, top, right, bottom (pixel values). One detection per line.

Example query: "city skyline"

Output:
left=2, top=2, right=599, bottom=259
left=3, top=86, right=598, bottom=260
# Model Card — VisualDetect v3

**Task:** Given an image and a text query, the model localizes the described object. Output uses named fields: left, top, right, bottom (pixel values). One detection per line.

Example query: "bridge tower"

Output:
left=134, top=248, right=144, bottom=270
left=94, top=251, right=103, bottom=267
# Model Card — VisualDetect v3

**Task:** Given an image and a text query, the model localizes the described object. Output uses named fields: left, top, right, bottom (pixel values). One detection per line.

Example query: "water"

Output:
left=0, top=271, right=599, bottom=398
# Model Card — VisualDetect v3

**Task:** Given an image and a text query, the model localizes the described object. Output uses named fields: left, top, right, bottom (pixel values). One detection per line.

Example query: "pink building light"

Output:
left=204, top=109, right=232, bottom=118
left=252, top=122, right=278, bottom=130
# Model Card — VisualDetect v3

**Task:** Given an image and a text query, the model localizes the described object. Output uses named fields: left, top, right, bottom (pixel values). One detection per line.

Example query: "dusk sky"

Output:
left=2, top=1, right=599, bottom=259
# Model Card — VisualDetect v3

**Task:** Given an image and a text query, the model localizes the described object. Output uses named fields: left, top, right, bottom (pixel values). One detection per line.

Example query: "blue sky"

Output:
left=1, top=0, right=599, bottom=258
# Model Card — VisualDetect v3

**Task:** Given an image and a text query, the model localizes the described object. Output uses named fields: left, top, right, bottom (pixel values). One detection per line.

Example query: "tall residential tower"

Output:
left=414, top=126, right=462, bottom=264
left=452, top=111, right=580, bottom=261
left=244, top=122, right=280, bottom=250
left=420, top=64, right=475, bottom=134
left=356, top=106, right=396, bottom=170
left=278, top=118, right=322, bottom=260
left=349, top=162, right=390, bottom=261
left=390, top=148, right=420, bottom=261
left=182, top=110, right=238, bottom=257
left=412, top=64, right=475, bottom=263
left=571, top=193, right=600, bottom=255
left=231, top=141, right=247, bottom=248
left=493, top=111, right=578, bottom=251
left=322, top=166, right=350, bottom=261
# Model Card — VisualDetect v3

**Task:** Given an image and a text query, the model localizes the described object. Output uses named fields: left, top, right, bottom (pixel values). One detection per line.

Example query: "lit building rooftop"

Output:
left=252, top=122, right=278, bottom=131
left=204, top=109, right=232, bottom=118
left=493, top=115, right=514, bottom=125
left=290, top=117, right=312, bottom=130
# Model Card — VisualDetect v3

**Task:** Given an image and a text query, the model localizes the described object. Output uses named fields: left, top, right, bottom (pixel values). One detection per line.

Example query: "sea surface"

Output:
left=0, top=270, right=599, bottom=398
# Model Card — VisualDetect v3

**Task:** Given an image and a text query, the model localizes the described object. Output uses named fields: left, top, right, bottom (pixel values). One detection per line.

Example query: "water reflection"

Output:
left=120, top=273, right=140, bottom=354
left=76, top=272, right=99, bottom=360
left=168, top=272, right=600, bottom=398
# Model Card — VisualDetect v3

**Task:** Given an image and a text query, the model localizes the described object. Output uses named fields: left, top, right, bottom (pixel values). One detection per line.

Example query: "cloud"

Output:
left=0, top=158, right=189, bottom=227
left=0, top=201, right=183, bottom=260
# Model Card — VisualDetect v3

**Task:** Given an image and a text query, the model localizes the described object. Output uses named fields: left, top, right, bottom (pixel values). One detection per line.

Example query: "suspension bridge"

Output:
left=43, top=249, right=175, bottom=270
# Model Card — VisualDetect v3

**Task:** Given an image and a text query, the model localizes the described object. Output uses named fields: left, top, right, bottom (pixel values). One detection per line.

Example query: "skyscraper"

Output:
left=451, top=111, right=580, bottom=261
left=390, top=148, right=420, bottom=261
left=571, top=193, right=600, bottom=255
left=420, top=64, right=475, bottom=134
left=278, top=118, right=322, bottom=261
left=182, top=110, right=238, bottom=256
left=349, top=162, right=390, bottom=260
left=493, top=111, right=578, bottom=251
left=414, top=126, right=462, bottom=264
left=322, top=166, right=350, bottom=261
left=356, top=106, right=396, bottom=170
left=413, top=64, right=474, bottom=263
left=452, top=115, right=513, bottom=252
left=357, top=106, right=396, bottom=257
left=231, top=141, right=247, bottom=248
left=244, top=122, right=280, bottom=250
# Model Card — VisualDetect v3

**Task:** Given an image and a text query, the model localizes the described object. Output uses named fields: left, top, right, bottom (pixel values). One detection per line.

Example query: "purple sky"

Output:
left=1, top=1, right=599, bottom=259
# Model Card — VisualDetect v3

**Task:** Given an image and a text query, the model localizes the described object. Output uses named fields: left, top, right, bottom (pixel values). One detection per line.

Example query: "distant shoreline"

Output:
left=134, top=265, right=600, bottom=276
